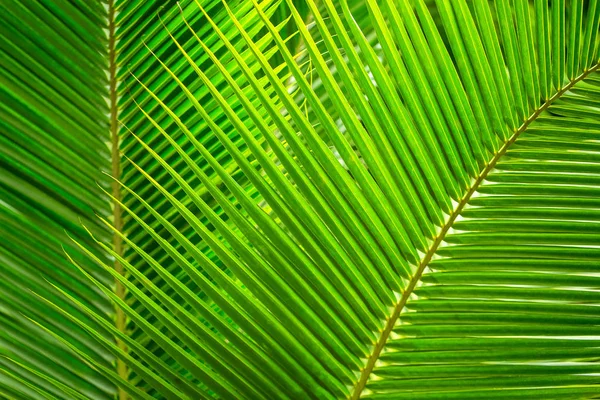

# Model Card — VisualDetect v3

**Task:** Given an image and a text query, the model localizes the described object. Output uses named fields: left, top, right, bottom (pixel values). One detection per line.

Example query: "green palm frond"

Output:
left=0, top=1, right=116, bottom=398
left=115, top=0, right=313, bottom=395
left=2, top=0, right=600, bottom=399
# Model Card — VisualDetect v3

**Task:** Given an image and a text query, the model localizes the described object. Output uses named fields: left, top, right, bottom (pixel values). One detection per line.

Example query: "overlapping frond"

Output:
left=86, top=0, right=598, bottom=398
left=0, top=0, right=115, bottom=398
left=365, top=67, right=600, bottom=400
left=113, top=0, right=317, bottom=395
left=22, top=0, right=600, bottom=398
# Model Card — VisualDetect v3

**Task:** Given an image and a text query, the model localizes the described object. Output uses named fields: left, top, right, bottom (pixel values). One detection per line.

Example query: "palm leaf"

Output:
left=2, top=0, right=600, bottom=399
left=0, top=1, right=115, bottom=398
left=114, top=0, right=315, bottom=395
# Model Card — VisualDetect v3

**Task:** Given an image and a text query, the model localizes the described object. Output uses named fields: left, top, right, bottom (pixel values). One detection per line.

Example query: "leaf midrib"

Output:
left=349, top=63, right=600, bottom=400
left=107, top=0, right=127, bottom=398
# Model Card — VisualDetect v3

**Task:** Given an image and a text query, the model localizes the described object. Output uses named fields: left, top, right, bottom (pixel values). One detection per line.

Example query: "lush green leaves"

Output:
left=105, top=0, right=600, bottom=398
left=2, top=0, right=600, bottom=399
left=0, top=1, right=115, bottom=398
left=366, top=74, right=600, bottom=399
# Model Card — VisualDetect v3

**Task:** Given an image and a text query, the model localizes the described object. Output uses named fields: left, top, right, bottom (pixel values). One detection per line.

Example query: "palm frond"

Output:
left=2, top=0, right=600, bottom=399
left=114, top=0, right=312, bottom=395
left=91, top=0, right=600, bottom=398
left=0, top=0, right=115, bottom=398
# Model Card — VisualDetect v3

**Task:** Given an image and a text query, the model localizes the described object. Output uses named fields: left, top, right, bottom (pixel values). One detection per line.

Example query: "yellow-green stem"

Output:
left=107, top=0, right=127, bottom=398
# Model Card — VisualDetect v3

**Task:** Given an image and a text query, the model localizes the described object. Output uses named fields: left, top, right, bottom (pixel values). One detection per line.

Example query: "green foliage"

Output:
left=1, top=0, right=600, bottom=399
left=0, top=1, right=115, bottom=398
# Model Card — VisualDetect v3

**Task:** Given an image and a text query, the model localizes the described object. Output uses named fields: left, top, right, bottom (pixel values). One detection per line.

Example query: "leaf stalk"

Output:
left=107, top=0, right=127, bottom=398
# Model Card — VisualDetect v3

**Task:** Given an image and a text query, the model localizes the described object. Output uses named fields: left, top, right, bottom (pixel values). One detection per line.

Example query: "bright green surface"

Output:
left=367, top=75, right=600, bottom=399
left=0, top=1, right=115, bottom=398
left=1, top=0, right=600, bottom=399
